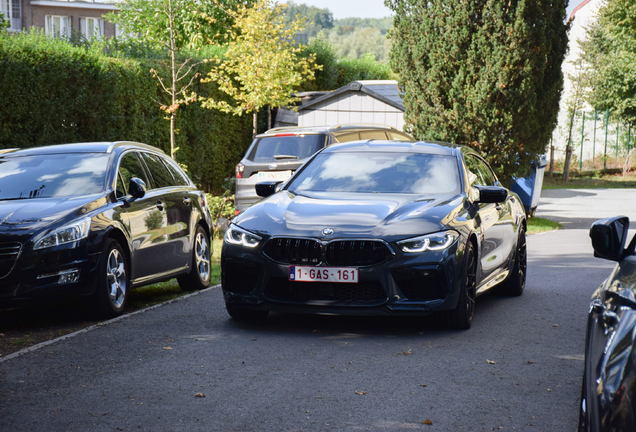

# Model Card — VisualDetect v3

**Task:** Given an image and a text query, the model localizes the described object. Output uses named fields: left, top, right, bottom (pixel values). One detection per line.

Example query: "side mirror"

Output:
left=590, top=216, right=629, bottom=262
left=123, top=178, right=146, bottom=208
left=475, top=185, right=508, bottom=204
left=255, top=181, right=283, bottom=198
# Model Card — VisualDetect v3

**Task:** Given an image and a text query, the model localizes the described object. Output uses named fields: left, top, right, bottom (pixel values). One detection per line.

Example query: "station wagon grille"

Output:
left=262, top=238, right=393, bottom=267
left=262, top=238, right=322, bottom=264
left=0, top=242, right=22, bottom=279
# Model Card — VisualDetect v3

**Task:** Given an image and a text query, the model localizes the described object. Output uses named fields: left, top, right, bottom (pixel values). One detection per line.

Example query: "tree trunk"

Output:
left=268, top=105, right=272, bottom=130
left=549, top=142, right=554, bottom=178
left=563, top=109, right=577, bottom=182
left=169, top=0, right=177, bottom=159
left=253, top=111, right=258, bottom=140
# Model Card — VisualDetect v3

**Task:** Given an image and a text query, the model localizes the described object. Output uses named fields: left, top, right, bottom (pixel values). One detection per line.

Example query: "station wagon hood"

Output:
left=236, top=191, right=465, bottom=241
left=0, top=195, right=106, bottom=232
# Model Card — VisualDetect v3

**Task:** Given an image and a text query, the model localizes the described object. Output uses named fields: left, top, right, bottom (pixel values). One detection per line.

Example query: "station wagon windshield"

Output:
left=0, top=153, right=109, bottom=200
left=288, top=152, right=461, bottom=195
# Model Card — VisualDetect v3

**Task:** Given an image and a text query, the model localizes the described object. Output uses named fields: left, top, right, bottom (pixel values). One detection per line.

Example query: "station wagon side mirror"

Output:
left=123, top=177, right=146, bottom=207
left=256, top=181, right=284, bottom=198
left=590, top=216, right=629, bottom=262
left=475, top=185, right=508, bottom=204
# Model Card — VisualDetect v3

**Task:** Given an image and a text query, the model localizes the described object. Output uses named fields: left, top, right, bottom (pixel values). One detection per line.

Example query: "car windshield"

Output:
left=248, top=134, right=327, bottom=162
left=0, top=153, right=109, bottom=200
left=287, top=152, right=461, bottom=195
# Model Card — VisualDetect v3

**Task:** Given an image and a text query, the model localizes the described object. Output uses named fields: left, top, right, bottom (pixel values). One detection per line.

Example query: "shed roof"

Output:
left=299, top=80, right=405, bottom=112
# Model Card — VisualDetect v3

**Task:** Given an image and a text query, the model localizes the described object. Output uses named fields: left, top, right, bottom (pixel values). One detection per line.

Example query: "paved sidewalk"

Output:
left=536, top=188, right=636, bottom=229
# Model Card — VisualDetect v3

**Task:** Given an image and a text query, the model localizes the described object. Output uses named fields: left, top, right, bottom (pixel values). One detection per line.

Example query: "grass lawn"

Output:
left=527, top=217, right=562, bottom=235
left=543, top=172, right=636, bottom=189
left=127, top=238, right=223, bottom=311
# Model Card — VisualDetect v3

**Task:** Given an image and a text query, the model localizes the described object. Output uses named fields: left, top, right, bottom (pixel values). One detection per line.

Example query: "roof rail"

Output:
left=328, top=123, right=396, bottom=131
left=0, top=148, right=19, bottom=155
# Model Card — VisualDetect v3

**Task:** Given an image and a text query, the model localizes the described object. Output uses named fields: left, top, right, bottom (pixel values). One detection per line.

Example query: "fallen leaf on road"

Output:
left=312, top=330, right=320, bottom=333
left=487, top=360, right=496, bottom=364
left=163, top=347, right=173, bottom=350
left=422, top=419, right=433, bottom=425
left=553, top=324, right=559, bottom=327
left=527, top=361, right=534, bottom=364
left=397, top=349, right=413, bottom=356
left=355, top=391, right=367, bottom=395
left=195, top=393, right=206, bottom=398
left=419, top=384, right=427, bottom=387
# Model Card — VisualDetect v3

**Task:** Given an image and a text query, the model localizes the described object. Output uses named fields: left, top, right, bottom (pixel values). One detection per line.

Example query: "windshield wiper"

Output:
left=274, top=155, right=299, bottom=160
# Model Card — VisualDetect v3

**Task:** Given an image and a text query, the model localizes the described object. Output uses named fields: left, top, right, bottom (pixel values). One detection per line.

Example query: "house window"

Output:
left=80, top=17, right=103, bottom=39
left=45, top=15, right=70, bottom=38
left=0, top=0, right=10, bottom=21
left=10, top=0, right=18, bottom=19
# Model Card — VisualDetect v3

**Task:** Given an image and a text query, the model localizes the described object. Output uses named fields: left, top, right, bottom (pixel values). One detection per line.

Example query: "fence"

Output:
left=551, top=109, right=634, bottom=174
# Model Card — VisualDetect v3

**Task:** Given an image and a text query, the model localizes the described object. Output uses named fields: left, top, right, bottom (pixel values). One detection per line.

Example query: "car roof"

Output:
left=0, top=141, right=166, bottom=157
left=257, top=123, right=405, bottom=138
left=320, top=140, right=468, bottom=156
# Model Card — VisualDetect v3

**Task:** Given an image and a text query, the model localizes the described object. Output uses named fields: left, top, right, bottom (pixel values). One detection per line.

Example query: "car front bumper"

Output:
left=221, top=238, right=465, bottom=317
left=0, top=241, right=101, bottom=308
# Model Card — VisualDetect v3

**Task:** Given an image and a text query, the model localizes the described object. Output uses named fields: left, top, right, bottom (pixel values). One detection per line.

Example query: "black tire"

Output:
left=178, top=225, right=211, bottom=292
left=500, top=227, right=526, bottom=297
left=444, top=241, right=476, bottom=330
left=94, top=238, right=129, bottom=319
left=225, top=303, right=269, bottom=320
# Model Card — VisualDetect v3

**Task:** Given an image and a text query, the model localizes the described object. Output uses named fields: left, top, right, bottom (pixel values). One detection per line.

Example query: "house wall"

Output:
left=298, top=91, right=405, bottom=130
left=27, top=5, right=116, bottom=37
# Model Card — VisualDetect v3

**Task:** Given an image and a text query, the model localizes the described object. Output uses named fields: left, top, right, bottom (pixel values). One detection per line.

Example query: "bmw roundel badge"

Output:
left=322, top=228, right=334, bottom=236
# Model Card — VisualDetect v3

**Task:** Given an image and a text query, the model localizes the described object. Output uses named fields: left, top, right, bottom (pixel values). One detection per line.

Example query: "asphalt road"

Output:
left=1, top=189, right=635, bottom=432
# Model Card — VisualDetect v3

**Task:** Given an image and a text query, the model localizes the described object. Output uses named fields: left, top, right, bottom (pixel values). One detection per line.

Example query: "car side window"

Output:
left=115, top=173, right=127, bottom=199
left=140, top=152, right=176, bottom=189
left=464, top=155, right=484, bottom=186
left=334, top=132, right=360, bottom=143
left=473, top=157, right=497, bottom=186
left=118, top=152, right=150, bottom=197
left=360, top=131, right=389, bottom=140
left=161, top=156, right=190, bottom=186
left=388, top=132, right=414, bottom=141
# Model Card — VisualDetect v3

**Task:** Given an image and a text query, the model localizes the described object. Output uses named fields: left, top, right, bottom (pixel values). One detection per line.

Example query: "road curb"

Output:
left=0, top=284, right=221, bottom=364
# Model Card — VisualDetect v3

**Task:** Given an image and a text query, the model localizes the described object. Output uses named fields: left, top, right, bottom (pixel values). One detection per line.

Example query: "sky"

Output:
left=296, top=0, right=580, bottom=21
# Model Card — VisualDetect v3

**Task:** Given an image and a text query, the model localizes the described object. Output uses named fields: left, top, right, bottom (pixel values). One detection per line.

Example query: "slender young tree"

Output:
left=388, top=0, right=569, bottom=183
left=108, top=0, right=249, bottom=159
left=200, top=0, right=320, bottom=139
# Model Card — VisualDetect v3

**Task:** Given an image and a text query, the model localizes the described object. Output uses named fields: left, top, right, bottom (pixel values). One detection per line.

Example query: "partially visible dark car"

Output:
left=580, top=216, right=636, bottom=431
left=0, top=142, right=213, bottom=318
left=222, top=140, right=527, bottom=329
left=234, top=124, right=414, bottom=214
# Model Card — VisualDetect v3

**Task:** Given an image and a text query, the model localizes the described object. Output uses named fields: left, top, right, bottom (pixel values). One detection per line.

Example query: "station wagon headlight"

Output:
left=225, top=224, right=262, bottom=248
left=397, top=231, right=459, bottom=253
left=34, top=217, right=92, bottom=250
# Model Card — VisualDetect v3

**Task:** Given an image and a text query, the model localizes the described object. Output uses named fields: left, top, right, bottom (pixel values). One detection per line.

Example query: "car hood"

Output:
left=0, top=195, right=107, bottom=237
left=235, top=191, right=466, bottom=242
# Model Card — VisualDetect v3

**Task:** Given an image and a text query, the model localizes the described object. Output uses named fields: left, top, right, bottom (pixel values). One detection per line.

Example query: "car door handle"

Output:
left=156, top=201, right=164, bottom=211
left=183, top=197, right=191, bottom=206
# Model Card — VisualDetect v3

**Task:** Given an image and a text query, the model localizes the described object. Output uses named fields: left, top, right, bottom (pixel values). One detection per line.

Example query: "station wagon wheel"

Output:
left=445, top=241, right=476, bottom=330
left=94, top=238, right=129, bottom=319
left=500, top=227, right=526, bottom=297
left=178, top=225, right=211, bottom=292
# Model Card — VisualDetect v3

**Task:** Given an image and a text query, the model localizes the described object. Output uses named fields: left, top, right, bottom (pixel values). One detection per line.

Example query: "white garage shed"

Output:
left=297, top=80, right=406, bottom=131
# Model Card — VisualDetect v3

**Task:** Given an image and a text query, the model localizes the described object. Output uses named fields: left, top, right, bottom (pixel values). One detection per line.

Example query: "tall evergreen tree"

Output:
left=388, top=0, right=569, bottom=182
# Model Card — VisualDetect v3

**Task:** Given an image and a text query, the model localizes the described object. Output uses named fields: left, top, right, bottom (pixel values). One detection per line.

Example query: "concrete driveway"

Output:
left=1, top=188, right=635, bottom=431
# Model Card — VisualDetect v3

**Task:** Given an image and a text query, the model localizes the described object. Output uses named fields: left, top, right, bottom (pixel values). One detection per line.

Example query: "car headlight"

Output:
left=33, top=217, right=92, bottom=250
left=397, top=231, right=459, bottom=253
left=224, top=224, right=262, bottom=248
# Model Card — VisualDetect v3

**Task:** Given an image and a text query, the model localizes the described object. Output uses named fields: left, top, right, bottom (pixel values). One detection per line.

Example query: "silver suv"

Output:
left=234, top=124, right=414, bottom=214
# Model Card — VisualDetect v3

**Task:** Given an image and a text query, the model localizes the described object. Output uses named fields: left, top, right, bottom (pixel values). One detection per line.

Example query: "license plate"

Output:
left=289, top=266, right=358, bottom=283
left=258, top=170, right=292, bottom=181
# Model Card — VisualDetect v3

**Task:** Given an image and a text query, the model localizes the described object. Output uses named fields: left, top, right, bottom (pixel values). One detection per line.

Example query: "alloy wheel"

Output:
left=106, top=248, right=126, bottom=308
